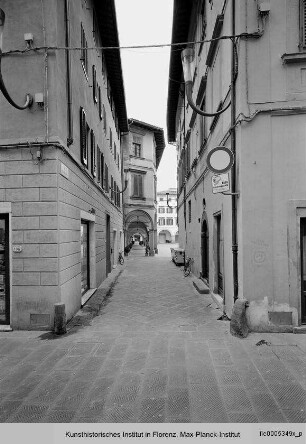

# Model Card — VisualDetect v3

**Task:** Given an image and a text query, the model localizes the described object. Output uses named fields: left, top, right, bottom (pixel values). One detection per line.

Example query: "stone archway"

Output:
left=124, top=209, right=155, bottom=255
left=158, top=230, right=172, bottom=244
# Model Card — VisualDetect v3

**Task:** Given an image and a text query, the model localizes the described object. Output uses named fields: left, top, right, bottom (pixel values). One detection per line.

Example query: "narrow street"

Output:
left=0, top=244, right=305, bottom=423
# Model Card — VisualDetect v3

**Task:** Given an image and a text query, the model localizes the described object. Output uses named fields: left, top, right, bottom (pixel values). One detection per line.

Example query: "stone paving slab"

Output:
left=0, top=244, right=305, bottom=423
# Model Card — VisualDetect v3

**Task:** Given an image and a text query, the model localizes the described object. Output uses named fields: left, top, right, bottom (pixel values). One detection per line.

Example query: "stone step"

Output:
left=192, top=278, right=210, bottom=294
left=293, top=326, right=306, bottom=334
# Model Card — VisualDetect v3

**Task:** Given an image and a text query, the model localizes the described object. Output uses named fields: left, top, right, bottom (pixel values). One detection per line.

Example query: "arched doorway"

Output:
left=201, top=218, right=209, bottom=281
left=158, top=230, right=172, bottom=244
left=124, top=209, right=154, bottom=252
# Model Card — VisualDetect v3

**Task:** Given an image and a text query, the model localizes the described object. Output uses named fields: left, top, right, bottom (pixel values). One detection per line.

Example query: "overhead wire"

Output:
left=1, top=31, right=262, bottom=56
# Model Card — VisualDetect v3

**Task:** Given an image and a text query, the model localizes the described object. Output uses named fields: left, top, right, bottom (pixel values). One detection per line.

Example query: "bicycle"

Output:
left=118, top=251, right=124, bottom=265
left=183, top=256, right=193, bottom=277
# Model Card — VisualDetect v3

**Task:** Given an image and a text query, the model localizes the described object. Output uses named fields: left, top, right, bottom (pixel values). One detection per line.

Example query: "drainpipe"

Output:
left=231, top=0, right=238, bottom=302
left=64, top=0, right=73, bottom=146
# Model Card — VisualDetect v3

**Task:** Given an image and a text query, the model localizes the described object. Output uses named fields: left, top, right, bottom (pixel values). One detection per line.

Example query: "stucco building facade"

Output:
left=167, top=0, right=306, bottom=332
left=157, top=188, right=178, bottom=244
left=0, top=0, right=127, bottom=329
left=122, top=119, right=165, bottom=255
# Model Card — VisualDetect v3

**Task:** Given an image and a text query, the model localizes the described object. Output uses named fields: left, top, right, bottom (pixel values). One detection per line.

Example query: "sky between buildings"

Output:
left=115, top=0, right=177, bottom=192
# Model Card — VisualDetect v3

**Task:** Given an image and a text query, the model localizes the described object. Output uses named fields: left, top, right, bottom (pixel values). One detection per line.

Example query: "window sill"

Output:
left=131, top=196, right=146, bottom=201
left=281, top=53, right=306, bottom=64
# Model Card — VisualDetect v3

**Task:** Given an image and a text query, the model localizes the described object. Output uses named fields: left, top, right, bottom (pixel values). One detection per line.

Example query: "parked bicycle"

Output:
left=118, top=251, right=124, bottom=265
left=183, top=256, right=193, bottom=277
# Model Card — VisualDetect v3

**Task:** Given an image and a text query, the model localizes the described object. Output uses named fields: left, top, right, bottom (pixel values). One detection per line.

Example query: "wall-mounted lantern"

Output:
left=0, top=8, right=33, bottom=110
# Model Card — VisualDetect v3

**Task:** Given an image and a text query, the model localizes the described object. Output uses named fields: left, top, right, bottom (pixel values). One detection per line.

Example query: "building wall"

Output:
left=174, top=0, right=306, bottom=331
left=157, top=189, right=178, bottom=243
left=0, top=0, right=125, bottom=329
left=123, top=124, right=159, bottom=253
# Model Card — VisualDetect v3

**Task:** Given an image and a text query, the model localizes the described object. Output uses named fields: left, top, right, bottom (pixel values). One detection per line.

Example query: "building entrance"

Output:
left=300, top=218, right=306, bottom=323
left=201, top=219, right=209, bottom=281
left=0, top=215, right=10, bottom=325
left=81, top=220, right=89, bottom=295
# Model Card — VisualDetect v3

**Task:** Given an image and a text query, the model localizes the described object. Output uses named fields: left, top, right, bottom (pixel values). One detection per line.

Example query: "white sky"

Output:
left=115, top=0, right=177, bottom=192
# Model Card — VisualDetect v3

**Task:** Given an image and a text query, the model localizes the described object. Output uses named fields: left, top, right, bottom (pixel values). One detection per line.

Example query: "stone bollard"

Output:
left=54, top=303, right=67, bottom=335
left=230, top=299, right=249, bottom=338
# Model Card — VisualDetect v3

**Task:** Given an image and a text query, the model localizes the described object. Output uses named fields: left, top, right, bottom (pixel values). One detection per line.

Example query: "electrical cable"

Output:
left=0, top=31, right=262, bottom=56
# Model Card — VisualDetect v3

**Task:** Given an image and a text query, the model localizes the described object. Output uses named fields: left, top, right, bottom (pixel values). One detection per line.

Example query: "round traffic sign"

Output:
left=206, top=146, right=234, bottom=174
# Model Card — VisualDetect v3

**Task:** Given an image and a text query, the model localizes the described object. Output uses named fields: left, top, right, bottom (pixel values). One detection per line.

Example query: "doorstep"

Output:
left=192, top=278, right=210, bottom=294
left=0, top=325, right=13, bottom=332
left=293, top=326, right=306, bottom=334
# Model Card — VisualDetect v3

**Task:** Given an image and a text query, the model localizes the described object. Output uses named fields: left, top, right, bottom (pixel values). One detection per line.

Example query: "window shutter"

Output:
left=98, top=87, right=102, bottom=119
left=101, top=153, right=104, bottom=189
left=139, top=175, right=143, bottom=197
left=97, top=145, right=101, bottom=183
left=91, top=131, right=96, bottom=177
left=109, top=128, right=112, bottom=150
left=92, top=66, right=97, bottom=102
left=105, top=164, right=109, bottom=192
left=303, top=0, right=306, bottom=47
left=80, top=107, right=87, bottom=166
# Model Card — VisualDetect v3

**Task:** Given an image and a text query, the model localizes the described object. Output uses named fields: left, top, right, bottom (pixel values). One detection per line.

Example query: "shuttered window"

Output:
left=97, top=145, right=101, bottom=183
left=98, top=86, right=102, bottom=120
left=103, top=105, right=107, bottom=133
left=111, top=176, right=114, bottom=200
left=91, top=130, right=96, bottom=177
left=101, top=152, right=105, bottom=189
left=114, top=143, right=117, bottom=160
left=109, top=128, right=112, bottom=151
left=132, top=173, right=144, bottom=198
left=301, top=0, right=306, bottom=48
left=80, top=107, right=88, bottom=167
left=92, top=65, right=98, bottom=103
left=80, top=24, right=88, bottom=74
left=104, top=164, right=109, bottom=192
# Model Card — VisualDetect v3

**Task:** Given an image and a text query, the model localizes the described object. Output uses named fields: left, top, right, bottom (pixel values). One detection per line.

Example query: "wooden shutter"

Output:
left=109, top=128, right=112, bottom=150
left=91, top=131, right=96, bottom=177
left=302, top=0, right=306, bottom=47
left=97, top=146, right=101, bottom=183
left=98, top=87, right=102, bottom=120
left=92, top=66, right=97, bottom=103
left=105, top=164, right=109, bottom=192
left=80, top=107, right=87, bottom=166
left=101, top=153, right=104, bottom=189
left=111, top=176, right=114, bottom=200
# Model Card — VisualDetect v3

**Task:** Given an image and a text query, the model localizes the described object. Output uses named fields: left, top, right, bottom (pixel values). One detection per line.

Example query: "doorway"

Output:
left=201, top=219, right=209, bottom=281
left=0, top=215, right=10, bottom=325
left=300, top=218, right=306, bottom=323
left=81, top=220, right=89, bottom=295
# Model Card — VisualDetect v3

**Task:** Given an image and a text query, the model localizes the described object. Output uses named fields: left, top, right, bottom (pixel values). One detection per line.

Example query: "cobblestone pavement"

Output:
left=0, top=244, right=305, bottom=423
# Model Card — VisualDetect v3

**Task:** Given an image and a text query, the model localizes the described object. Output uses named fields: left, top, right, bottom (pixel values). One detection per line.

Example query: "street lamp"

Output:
left=0, top=8, right=33, bottom=110
left=181, top=48, right=230, bottom=117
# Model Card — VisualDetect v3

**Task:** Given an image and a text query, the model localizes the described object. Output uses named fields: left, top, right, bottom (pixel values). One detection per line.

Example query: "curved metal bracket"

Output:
left=118, top=179, right=128, bottom=194
left=166, top=192, right=176, bottom=209
left=185, top=81, right=230, bottom=117
left=0, top=9, right=32, bottom=110
left=181, top=48, right=230, bottom=117
left=0, top=51, right=33, bottom=110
